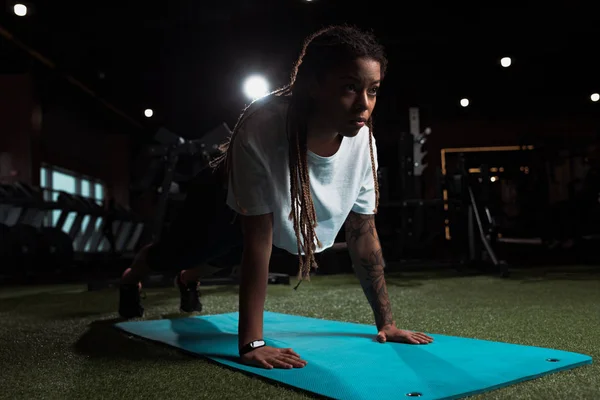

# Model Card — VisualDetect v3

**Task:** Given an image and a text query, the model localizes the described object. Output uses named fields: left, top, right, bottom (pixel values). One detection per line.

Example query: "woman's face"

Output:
left=311, top=57, right=382, bottom=137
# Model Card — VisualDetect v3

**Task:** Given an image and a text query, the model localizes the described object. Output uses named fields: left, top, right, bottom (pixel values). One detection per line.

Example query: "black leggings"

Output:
left=145, top=170, right=244, bottom=272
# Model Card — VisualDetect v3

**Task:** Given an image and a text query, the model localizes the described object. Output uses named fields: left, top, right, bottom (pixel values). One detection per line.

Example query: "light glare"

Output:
left=500, top=57, right=511, bottom=67
left=13, top=3, right=27, bottom=16
left=591, top=93, right=599, bottom=102
left=460, top=98, right=469, bottom=107
left=243, top=75, right=269, bottom=100
left=144, top=109, right=153, bottom=118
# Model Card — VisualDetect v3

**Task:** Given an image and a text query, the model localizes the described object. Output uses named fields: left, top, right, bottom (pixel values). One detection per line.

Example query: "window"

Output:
left=40, top=167, right=46, bottom=187
left=40, top=164, right=105, bottom=202
left=81, top=179, right=91, bottom=197
left=52, top=170, right=76, bottom=194
left=95, top=183, right=103, bottom=204
left=39, top=164, right=106, bottom=252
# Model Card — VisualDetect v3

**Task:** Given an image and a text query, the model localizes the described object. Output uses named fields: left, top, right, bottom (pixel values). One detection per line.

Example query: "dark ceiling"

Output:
left=1, top=1, right=599, bottom=139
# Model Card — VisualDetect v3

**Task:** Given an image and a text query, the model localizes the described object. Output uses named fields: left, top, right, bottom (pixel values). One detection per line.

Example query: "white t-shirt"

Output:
left=226, top=94, right=379, bottom=255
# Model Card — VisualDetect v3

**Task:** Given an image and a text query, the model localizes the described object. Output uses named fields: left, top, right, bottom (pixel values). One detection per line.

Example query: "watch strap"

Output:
left=239, top=339, right=266, bottom=355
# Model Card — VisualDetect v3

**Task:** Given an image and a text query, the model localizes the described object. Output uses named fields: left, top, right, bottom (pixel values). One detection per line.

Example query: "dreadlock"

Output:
left=212, top=25, right=387, bottom=287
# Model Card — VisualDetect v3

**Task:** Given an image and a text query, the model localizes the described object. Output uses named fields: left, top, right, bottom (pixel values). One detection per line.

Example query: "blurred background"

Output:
left=1, top=1, right=599, bottom=286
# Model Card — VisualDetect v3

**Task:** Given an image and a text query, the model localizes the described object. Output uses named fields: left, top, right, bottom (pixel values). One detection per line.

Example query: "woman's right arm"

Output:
left=238, top=213, right=274, bottom=349
left=227, top=115, right=305, bottom=368
left=237, top=213, right=307, bottom=369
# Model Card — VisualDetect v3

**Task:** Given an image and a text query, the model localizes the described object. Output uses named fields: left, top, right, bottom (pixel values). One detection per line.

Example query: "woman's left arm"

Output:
left=344, top=211, right=434, bottom=344
left=344, top=211, right=394, bottom=330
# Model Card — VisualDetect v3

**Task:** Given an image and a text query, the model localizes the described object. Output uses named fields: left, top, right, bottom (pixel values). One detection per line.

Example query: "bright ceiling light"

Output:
left=13, top=3, right=27, bottom=16
left=243, top=75, right=269, bottom=100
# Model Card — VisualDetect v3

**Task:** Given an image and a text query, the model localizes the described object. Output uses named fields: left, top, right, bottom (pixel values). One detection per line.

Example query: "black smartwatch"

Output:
left=239, top=339, right=266, bottom=355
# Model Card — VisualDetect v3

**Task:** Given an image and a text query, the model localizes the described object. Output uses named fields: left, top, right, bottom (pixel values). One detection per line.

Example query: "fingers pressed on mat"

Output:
left=419, top=333, right=434, bottom=342
left=282, top=353, right=303, bottom=361
left=273, top=359, right=293, bottom=369
left=283, top=348, right=301, bottom=358
left=281, top=355, right=306, bottom=367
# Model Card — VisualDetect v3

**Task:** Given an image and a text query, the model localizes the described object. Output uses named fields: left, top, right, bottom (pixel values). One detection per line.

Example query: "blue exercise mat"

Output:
left=115, top=311, right=592, bottom=400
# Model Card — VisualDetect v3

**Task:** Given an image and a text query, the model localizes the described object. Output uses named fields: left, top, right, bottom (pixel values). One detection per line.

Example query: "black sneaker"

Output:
left=118, top=283, right=144, bottom=318
left=175, top=272, right=202, bottom=313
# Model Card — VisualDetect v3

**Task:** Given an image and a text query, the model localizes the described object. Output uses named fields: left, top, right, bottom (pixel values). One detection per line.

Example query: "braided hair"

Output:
left=212, top=25, right=387, bottom=286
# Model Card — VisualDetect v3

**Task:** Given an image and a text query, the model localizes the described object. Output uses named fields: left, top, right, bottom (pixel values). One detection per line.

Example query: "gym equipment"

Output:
left=0, top=223, right=14, bottom=275
left=379, top=108, right=465, bottom=268
left=55, top=192, right=103, bottom=252
left=399, top=199, right=454, bottom=252
left=123, top=220, right=145, bottom=253
left=38, top=227, right=74, bottom=272
left=54, top=192, right=86, bottom=241
left=77, top=197, right=103, bottom=252
left=0, top=182, right=44, bottom=227
left=0, top=185, right=20, bottom=225
left=0, top=182, right=76, bottom=277
left=141, top=125, right=232, bottom=242
left=115, top=311, right=592, bottom=400
left=439, top=144, right=600, bottom=267
left=7, top=223, right=41, bottom=275
left=443, top=156, right=510, bottom=277
left=465, top=184, right=509, bottom=277
left=0, top=178, right=149, bottom=282
left=54, top=192, right=145, bottom=256
left=6, top=182, right=46, bottom=227
left=110, top=203, right=145, bottom=254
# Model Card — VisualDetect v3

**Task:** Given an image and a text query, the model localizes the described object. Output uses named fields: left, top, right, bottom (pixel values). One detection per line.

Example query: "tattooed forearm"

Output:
left=357, top=249, right=394, bottom=329
left=345, top=212, right=376, bottom=245
left=344, top=212, right=394, bottom=330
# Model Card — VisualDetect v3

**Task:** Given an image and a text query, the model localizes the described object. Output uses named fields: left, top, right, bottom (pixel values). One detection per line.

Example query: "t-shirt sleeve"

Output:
left=351, top=134, right=379, bottom=215
left=226, top=126, right=274, bottom=216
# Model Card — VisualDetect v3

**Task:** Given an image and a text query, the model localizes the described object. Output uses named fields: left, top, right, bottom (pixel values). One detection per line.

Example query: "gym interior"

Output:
left=1, top=3, right=598, bottom=400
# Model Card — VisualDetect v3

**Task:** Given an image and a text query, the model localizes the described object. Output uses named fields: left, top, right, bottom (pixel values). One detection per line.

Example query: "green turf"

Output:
left=0, top=266, right=598, bottom=399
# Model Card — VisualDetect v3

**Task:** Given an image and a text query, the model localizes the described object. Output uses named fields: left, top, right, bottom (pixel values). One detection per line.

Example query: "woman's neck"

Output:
left=306, top=114, right=342, bottom=157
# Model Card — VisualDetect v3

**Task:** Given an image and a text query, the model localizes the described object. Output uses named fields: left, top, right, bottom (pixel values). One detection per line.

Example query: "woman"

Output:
left=119, top=24, right=433, bottom=370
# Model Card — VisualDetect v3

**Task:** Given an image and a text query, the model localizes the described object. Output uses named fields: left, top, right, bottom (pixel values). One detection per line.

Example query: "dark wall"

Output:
left=40, top=102, right=131, bottom=205
left=0, top=74, right=35, bottom=184
left=0, top=73, right=132, bottom=206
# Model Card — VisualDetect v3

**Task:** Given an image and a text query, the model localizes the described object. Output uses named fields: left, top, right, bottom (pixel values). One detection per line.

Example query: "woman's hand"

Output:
left=240, top=346, right=308, bottom=369
left=377, top=324, right=434, bottom=344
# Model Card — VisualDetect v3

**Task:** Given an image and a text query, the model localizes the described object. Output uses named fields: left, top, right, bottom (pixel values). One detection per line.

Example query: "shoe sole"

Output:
left=174, top=275, right=203, bottom=313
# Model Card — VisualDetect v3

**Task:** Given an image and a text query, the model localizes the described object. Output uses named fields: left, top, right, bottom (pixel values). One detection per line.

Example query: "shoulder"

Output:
left=342, top=125, right=378, bottom=168
left=352, top=125, right=377, bottom=150
left=234, top=94, right=289, bottom=146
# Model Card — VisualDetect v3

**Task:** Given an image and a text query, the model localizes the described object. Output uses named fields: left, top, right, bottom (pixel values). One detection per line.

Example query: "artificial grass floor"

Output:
left=0, top=266, right=598, bottom=400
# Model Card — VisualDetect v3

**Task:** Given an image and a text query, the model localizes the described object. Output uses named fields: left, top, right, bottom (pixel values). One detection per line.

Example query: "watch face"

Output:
left=251, top=340, right=265, bottom=348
